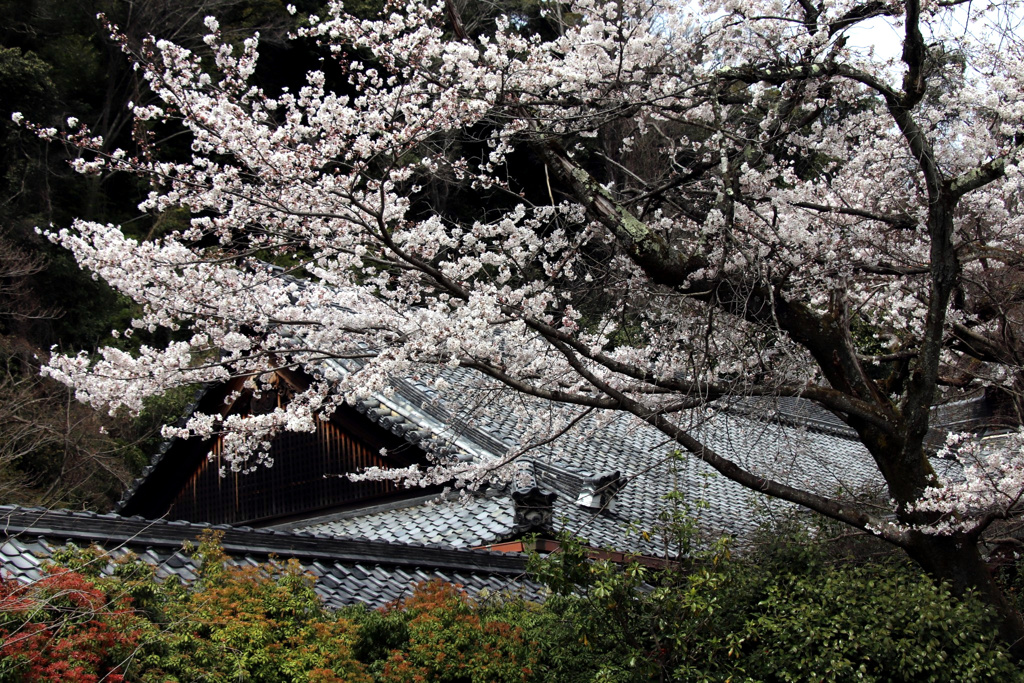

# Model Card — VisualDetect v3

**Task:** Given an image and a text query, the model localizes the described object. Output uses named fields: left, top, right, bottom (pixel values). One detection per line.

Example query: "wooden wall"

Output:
left=167, top=419, right=401, bottom=525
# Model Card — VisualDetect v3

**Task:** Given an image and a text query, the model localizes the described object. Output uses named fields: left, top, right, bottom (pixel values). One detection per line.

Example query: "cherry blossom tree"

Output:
left=21, top=0, right=1024, bottom=650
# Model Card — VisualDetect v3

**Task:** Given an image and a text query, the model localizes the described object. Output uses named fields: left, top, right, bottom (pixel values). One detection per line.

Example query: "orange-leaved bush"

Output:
left=378, top=581, right=538, bottom=683
left=0, top=568, right=148, bottom=682
left=150, top=530, right=370, bottom=683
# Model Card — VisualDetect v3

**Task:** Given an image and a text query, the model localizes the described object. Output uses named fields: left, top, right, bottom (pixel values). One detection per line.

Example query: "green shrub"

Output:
left=142, top=531, right=370, bottom=683
left=741, top=562, right=1019, bottom=682
left=8, top=523, right=1018, bottom=683
left=522, top=511, right=1020, bottom=682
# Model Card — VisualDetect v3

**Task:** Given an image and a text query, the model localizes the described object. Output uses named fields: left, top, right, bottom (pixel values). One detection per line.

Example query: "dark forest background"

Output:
left=0, top=0, right=343, bottom=509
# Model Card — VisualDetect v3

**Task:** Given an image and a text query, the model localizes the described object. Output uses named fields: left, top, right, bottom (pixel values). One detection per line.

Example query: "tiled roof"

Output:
left=725, top=393, right=994, bottom=446
left=0, top=506, right=542, bottom=609
left=292, top=403, right=887, bottom=554
left=725, top=396, right=859, bottom=438
left=294, top=494, right=516, bottom=549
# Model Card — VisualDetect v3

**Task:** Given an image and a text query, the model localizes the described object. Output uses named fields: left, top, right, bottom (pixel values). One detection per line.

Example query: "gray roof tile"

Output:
left=0, top=506, right=542, bottom=609
left=289, top=384, right=927, bottom=556
left=117, top=331, right=972, bottom=563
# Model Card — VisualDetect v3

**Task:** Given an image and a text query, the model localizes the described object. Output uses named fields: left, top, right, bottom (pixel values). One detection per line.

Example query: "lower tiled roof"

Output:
left=295, top=494, right=516, bottom=549
left=0, top=506, right=543, bottom=609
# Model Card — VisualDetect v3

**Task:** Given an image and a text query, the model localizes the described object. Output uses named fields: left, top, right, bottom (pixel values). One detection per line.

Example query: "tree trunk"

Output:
left=906, top=532, right=1024, bottom=659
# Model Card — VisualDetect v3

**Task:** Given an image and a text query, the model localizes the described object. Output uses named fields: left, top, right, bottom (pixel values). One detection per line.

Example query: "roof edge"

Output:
left=0, top=506, right=528, bottom=576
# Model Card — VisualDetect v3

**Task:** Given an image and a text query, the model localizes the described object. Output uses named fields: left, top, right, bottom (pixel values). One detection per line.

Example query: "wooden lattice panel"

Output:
left=167, top=420, right=399, bottom=525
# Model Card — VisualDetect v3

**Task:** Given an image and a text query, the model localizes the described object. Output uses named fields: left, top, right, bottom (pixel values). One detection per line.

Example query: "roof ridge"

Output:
left=0, top=505, right=527, bottom=575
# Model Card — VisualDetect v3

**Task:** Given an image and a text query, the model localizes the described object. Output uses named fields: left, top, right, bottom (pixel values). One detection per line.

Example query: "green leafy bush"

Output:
left=526, top=530, right=745, bottom=683
left=521, top=510, right=1021, bottom=682
left=140, top=531, right=370, bottom=683
left=742, top=562, right=1018, bottom=682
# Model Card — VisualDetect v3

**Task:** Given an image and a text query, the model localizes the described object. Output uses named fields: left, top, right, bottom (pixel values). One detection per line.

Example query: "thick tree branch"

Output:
left=951, top=323, right=1019, bottom=365
left=536, top=140, right=708, bottom=284
left=792, top=201, right=917, bottom=230
left=949, top=149, right=1023, bottom=198
left=901, top=0, right=927, bottom=107
left=829, top=1, right=897, bottom=36
left=545, top=338, right=904, bottom=543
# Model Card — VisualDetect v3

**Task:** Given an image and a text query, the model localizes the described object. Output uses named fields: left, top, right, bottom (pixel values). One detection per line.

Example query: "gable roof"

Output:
left=116, top=368, right=444, bottom=526
left=0, top=505, right=541, bottom=609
